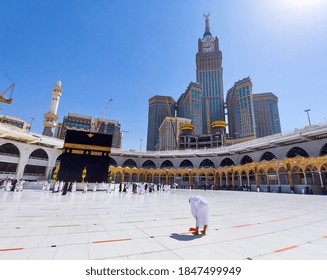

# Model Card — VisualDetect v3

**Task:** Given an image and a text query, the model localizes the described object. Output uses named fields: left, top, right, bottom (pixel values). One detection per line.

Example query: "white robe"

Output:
left=53, top=182, right=59, bottom=192
left=71, top=182, right=77, bottom=192
left=106, top=183, right=111, bottom=193
left=5, top=180, right=12, bottom=191
left=93, top=184, right=97, bottom=192
left=139, top=183, right=145, bottom=194
left=42, top=181, right=47, bottom=191
left=59, top=181, right=64, bottom=191
left=17, top=180, right=25, bottom=191
left=189, top=196, right=209, bottom=227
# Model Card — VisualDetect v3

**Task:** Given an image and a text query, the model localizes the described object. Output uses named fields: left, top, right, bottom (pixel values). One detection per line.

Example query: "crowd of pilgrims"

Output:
left=1, top=178, right=174, bottom=195
left=48, top=181, right=174, bottom=195
left=0, top=178, right=26, bottom=192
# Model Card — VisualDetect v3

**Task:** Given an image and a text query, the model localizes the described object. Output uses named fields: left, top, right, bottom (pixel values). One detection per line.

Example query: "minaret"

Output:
left=42, top=80, right=63, bottom=137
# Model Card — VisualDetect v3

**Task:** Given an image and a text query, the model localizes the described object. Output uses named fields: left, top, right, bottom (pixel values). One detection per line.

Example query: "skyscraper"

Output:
left=196, top=14, right=225, bottom=134
left=253, top=92, right=281, bottom=138
left=158, top=117, right=191, bottom=150
left=177, top=82, right=203, bottom=135
left=226, top=77, right=256, bottom=140
left=146, top=95, right=176, bottom=151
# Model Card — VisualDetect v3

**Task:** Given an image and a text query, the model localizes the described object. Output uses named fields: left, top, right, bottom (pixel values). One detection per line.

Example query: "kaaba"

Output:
left=57, top=130, right=112, bottom=182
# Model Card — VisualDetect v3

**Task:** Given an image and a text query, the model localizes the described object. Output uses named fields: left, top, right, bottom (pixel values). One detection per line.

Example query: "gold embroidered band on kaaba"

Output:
left=63, top=143, right=111, bottom=152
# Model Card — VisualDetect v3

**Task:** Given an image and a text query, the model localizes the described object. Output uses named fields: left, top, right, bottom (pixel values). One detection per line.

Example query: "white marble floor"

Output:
left=0, top=188, right=327, bottom=260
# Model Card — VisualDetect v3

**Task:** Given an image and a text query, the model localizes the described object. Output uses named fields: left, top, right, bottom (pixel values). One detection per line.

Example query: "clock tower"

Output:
left=196, top=13, right=225, bottom=134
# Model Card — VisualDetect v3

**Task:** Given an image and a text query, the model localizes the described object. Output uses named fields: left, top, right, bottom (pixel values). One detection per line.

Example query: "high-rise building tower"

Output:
left=253, top=92, right=281, bottom=138
left=177, top=82, right=203, bottom=135
left=158, top=117, right=191, bottom=151
left=196, top=13, right=225, bottom=134
left=226, top=77, right=256, bottom=140
left=146, top=95, right=176, bottom=151
left=42, top=81, right=63, bottom=137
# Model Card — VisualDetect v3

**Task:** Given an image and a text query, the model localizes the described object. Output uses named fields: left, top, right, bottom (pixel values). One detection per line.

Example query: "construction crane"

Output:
left=95, top=99, right=113, bottom=133
left=0, top=74, right=15, bottom=104
left=0, top=83, right=15, bottom=104
left=165, top=97, right=178, bottom=149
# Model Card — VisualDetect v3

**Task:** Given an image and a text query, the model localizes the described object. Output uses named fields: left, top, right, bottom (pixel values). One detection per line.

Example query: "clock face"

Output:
left=202, top=41, right=215, bottom=53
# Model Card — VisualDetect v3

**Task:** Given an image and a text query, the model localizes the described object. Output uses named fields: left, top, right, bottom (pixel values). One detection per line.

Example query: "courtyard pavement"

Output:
left=0, top=188, right=327, bottom=260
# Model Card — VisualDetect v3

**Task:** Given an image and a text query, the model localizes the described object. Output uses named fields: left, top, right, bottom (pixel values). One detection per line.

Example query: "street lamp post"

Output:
left=140, top=139, right=143, bottom=152
left=304, top=109, right=311, bottom=126
left=30, top=117, right=35, bottom=131
left=121, top=130, right=129, bottom=149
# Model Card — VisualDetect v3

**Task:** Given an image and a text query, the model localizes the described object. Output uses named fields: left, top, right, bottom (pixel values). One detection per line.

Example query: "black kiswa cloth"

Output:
left=64, top=129, right=113, bottom=147
left=57, top=130, right=113, bottom=182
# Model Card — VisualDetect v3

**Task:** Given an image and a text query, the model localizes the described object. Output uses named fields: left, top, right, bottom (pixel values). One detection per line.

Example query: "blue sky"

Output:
left=1, top=0, right=327, bottom=151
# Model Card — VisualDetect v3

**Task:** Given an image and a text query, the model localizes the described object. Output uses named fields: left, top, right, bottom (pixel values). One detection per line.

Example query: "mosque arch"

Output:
left=139, top=173, right=145, bottom=182
left=227, top=171, right=233, bottom=188
left=0, top=143, right=20, bottom=157
left=286, top=147, right=309, bottom=158
left=221, top=172, right=227, bottom=187
left=153, top=173, right=160, bottom=184
left=320, top=143, right=327, bottom=156
left=234, top=171, right=241, bottom=187
left=248, top=170, right=256, bottom=186
left=141, top=160, right=156, bottom=169
left=199, top=159, right=215, bottom=169
left=198, top=172, right=206, bottom=186
left=160, top=160, right=174, bottom=169
left=220, top=157, right=235, bottom=167
left=304, top=165, right=320, bottom=188
left=291, top=166, right=304, bottom=185
left=278, top=167, right=289, bottom=185
left=122, top=159, right=137, bottom=168
left=123, top=172, right=131, bottom=182
left=29, top=148, right=48, bottom=160
left=207, top=172, right=214, bottom=186
left=215, top=172, right=221, bottom=188
left=55, top=154, right=63, bottom=165
left=174, top=172, right=182, bottom=186
left=179, top=159, right=194, bottom=169
left=167, top=172, right=174, bottom=184
left=146, top=173, right=153, bottom=182
left=267, top=168, right=278, bottom=185
left=160, top=173, right=166, bottom=184
left=115, top=172, right=122, bottom=183
left=258, top=169, right=267, bottom=185
left=241, top=170, right=248, bottom=186
left=240, top=155, right=253, bottom=165
left=260, top=151, right=277, bottom=161
left=109, top=157, right=117, bottom=167
left=191, top=172, right=197, bottom=187
left=182, top=173, right=190, bottom=187
left=132, top=172, right=138, bottom=182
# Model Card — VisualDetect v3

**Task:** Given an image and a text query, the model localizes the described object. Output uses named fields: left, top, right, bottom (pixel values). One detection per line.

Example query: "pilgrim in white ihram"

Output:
left=189, top=195, right=209, bottom=235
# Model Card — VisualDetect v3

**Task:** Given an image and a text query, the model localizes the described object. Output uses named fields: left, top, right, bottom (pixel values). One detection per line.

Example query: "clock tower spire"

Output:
left=203, top=13, right=212, bottom=37
left=196, top=14, right=225, bottom=134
